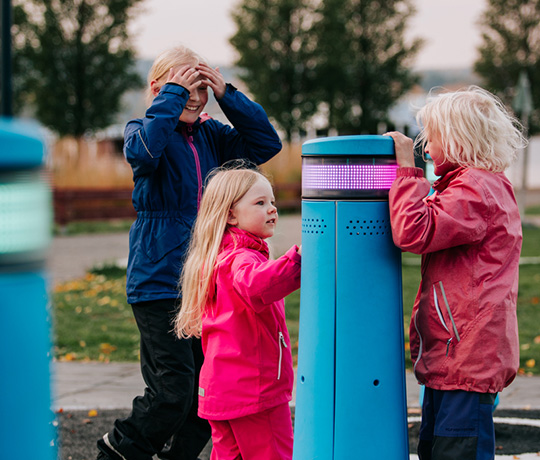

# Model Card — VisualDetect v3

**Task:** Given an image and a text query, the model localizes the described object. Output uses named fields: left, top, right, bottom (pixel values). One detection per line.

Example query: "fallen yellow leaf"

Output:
left=525, top=359, right=536, bottom=368
left=88, top=409, right=98, bottom=417
left=99, top=343, right=117, bottom=355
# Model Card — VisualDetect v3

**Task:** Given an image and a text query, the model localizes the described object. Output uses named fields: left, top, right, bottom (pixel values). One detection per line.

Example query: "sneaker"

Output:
left=96, top=434, right=125, bottom=460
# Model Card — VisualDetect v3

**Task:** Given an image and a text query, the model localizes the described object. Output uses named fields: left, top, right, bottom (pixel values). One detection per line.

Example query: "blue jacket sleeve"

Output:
left=123, top=84, right=189, bottom=177
left=214, top=84, right=282, bottom=165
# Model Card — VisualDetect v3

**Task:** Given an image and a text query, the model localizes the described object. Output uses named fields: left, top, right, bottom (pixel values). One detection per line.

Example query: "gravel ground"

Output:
left=57, top=409, right=540, bottom=459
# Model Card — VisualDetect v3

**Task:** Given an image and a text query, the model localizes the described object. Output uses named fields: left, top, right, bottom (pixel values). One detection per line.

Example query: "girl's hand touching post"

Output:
left=196, top=63, right=226, bottom=99
left=384, top=131, right=416, bottom=168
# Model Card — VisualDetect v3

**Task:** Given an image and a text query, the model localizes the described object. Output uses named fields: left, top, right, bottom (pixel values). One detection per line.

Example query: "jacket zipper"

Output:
left=277, top=331, right=287, bottom=380
left=185, top=127, right=202, bottom=208
left=413, top=310, right=423, bottom=372
left=434, top=281, right=461, bottom=356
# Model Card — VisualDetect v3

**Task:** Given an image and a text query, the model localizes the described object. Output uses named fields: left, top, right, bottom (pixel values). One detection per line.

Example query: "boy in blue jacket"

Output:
left=96, top=45, right=282, bottom=460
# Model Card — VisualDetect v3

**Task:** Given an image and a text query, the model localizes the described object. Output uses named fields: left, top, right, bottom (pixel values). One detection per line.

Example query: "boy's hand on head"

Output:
left=196, top=63, right=226, bottom=100
left=167, top=65, right=202, bottom=94
left=384, top=131, right=416, bottom=168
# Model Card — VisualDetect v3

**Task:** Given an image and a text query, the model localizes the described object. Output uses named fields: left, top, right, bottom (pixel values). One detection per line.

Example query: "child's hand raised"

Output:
left=196, top=63, right=226, bottom=99
left=384, top=131, right=416, bottom=168
left=166, top=65, right=203, bottom=94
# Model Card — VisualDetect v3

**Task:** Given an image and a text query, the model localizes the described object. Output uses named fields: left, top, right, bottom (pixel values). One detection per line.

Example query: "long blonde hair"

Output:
left=415, top=86, right=527, bottom=172
left=174, top=166, right=270, bottom=338
left=146, top=45, right=206, bottom=105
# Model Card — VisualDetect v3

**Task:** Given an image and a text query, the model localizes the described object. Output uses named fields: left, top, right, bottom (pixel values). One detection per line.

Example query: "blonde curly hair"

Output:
left=415, top=86, right=527, bottom=172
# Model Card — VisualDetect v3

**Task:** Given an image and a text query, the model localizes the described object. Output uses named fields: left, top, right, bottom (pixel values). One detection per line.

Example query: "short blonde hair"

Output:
left=175, top=165, right=271, bottom=338
left=145, top=45, right=206, bottom=105
left=415, top=86, right=527, bottom=172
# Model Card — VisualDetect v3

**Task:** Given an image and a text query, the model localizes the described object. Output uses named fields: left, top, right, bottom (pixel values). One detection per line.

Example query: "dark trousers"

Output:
left=418, top=387, right=497, bottom=460
left=99, top=299, right=211, bottom=460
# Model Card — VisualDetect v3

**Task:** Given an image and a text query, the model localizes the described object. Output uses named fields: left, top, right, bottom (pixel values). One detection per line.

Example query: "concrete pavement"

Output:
left=53, top=361, right=540, bottom=412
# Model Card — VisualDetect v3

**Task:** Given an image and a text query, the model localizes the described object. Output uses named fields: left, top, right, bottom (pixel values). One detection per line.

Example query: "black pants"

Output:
left=99, top=299, right=211, bottom=460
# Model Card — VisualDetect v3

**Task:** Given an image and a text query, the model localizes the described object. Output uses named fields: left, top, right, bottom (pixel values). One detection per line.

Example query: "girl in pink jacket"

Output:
left=175, top=166, right=301, bottom=460
left=386, top=87, right=527, bottom=460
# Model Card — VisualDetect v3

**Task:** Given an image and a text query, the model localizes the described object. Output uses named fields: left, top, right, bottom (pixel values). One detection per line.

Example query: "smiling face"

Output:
left=227, top=177, right=278, bottom=239
left=179, top=78, right=209, bottom=124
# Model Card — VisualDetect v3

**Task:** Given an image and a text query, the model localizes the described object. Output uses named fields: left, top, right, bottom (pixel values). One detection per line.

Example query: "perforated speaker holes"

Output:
left=346, top=219, right=389, bottom=236
left=302, top=218, right=327, bottom=234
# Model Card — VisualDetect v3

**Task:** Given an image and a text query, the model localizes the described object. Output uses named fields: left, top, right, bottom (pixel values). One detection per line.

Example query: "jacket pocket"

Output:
left=277, top=331, right=288, bottom=380
left=433, top=281, right=461, bottom=356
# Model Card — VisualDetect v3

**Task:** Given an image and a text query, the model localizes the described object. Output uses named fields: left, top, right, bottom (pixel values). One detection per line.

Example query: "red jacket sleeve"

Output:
left=389, top=167, right=488, bottom=254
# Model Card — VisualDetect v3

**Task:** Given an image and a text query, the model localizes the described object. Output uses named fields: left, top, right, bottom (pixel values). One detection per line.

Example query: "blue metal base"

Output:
left=293, top=200, right=408, bottom=459
left=0, top=271, right=56, bottom=459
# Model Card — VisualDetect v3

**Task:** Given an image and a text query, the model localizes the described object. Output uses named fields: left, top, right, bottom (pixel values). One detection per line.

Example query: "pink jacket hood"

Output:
left=389, top=167, right=521, bottom=393
left=198, top=227, right=301, bottom=420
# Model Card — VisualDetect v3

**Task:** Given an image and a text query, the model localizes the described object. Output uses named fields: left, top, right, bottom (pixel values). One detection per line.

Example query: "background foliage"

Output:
left=12, top=0, right=143, bottom=136
left=231, top=0, right=422, bottom=139
left=474, top=0, right=540, bottom=134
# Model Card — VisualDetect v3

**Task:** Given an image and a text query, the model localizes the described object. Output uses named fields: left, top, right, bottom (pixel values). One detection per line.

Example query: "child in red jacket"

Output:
left=175, top=166, right=301, bottom=460
left=386, top=86, right=527, bottom=460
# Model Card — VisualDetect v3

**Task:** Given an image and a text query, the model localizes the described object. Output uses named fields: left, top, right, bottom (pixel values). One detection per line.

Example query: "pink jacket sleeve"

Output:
left=230, top=246, right=301, bottom=312
left=389, top=167, right=488, bottom=254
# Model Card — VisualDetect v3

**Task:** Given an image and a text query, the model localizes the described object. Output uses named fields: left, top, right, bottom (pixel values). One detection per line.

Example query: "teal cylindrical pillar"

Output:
left=293, top=135, right=408, bottom=460
left=0, top=118, right=55, bottom=459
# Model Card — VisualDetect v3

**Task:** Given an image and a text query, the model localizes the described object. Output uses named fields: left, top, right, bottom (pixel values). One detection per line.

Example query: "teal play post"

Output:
left=0, top=118, right=55, bottom=459
left=293, top=135, right=409, bottom=459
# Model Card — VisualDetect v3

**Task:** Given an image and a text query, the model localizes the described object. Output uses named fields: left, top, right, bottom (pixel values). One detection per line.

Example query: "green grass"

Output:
left=525, top=205, right=540, bottom=216
left=53, top=225, right=540, bottom=375
left=53, top=267, right=140, bottom=362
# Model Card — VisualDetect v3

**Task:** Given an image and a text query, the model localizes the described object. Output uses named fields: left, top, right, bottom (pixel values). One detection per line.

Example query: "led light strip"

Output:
left=302, top=164, right=398, bottom=190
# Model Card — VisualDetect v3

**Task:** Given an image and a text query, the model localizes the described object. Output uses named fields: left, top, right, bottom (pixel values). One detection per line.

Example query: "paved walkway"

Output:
left=47, top=215, right=303, bottom=283
left=53, top=361, right=540, bottom=412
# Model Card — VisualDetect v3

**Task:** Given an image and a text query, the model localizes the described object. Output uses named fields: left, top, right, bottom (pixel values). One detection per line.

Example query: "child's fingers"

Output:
left=196, top=64, right=226, bottom=98
left=384, top=132, right=415, bottom=168
left=168, top=65, right=200, bottom=83
left=196, top=64, right=223, bottom=81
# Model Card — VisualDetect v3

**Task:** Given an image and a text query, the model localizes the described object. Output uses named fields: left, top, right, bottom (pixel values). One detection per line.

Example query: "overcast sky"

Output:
left=130, top=0, right=487, bottom=70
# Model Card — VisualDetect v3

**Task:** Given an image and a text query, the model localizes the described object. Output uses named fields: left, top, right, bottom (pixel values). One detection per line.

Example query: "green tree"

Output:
left=230, top=0, right=319, bottom=142
left=312, top=0, right=422, bottom=134
left=474, top=0, right=540, bottom=133
left=230, top=0, right=421, bottom=138
left=11, top=0, right=143, bottom=137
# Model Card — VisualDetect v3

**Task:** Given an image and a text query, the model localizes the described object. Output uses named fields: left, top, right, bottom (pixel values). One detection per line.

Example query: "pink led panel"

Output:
left=302, top=163, right=398, bottom=190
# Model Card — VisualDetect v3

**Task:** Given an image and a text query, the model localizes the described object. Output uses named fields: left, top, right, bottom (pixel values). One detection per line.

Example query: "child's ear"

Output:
left=150, top=80, right=161, bottom=97
left=227, top=209, right=238, bottom=226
